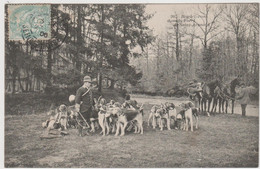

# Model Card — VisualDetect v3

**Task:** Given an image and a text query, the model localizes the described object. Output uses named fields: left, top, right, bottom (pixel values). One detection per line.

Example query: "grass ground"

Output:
left=5, top=102, right=259, bottom=168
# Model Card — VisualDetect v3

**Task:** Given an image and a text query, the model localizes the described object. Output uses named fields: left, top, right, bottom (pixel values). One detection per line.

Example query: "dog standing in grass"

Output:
left=148, top=103, right=171, bottom=131
left=57, top=104, right=68, bottom=130
left=96, top=97, right=111, bottom=136
left=147, top=105, right=159, bottom=128
left=179, top=102, right=199, bottom=131
left=114, top=107, right=144, bottom=136
left=67, top=95, right=78, bottom=128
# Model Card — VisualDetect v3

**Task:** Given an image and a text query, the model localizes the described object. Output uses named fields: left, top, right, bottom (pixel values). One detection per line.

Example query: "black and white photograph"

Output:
left=4, top=2, right=259, bottom=168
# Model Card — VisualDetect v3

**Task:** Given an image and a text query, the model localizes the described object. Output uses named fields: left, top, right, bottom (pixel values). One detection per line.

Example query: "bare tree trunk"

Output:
left=253, top=32, right=259, bottom=78
left=47, top=42, right=52, bottom=87
left=76, top=5, right=82, bottom=72
left=12, top=67, right=16, bottom=94
left=17, top=72, right=25, bottom=92
left=189, top=34, right=194, bottom=72
left=109, top=79, right=115, bottom=89
left=175, top=21, right=179, bottom=61
left=98, top=5, right=105, bottom=92
left=146, top=45, right=149, bottom=74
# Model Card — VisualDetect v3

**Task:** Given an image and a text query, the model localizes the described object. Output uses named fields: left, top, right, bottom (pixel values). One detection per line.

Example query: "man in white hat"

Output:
left=75, top=76, right=95, bottom=136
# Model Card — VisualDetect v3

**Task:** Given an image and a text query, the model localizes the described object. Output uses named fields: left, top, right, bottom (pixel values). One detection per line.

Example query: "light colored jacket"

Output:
left=236, top=86, right=257, bottom=104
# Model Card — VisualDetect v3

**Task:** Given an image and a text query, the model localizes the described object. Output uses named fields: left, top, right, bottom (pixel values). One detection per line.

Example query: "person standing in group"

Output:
left=187, top=79, right=203, bottom=111
left=236, top=83, right=258, bottom=116
left=75, top=76, right=95, bottom=136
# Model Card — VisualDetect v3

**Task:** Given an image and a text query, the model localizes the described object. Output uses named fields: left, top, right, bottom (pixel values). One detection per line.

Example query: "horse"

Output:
left=210, top=77, right=241, bottom=114
left=220, top=77, right=241, bottom=114
left=200, top=79, right=222, bottom=116
left=211, top=86, right=223, bottom=113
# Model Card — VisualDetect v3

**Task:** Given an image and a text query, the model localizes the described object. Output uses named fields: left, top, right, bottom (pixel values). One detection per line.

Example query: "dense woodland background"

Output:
left=5, top=4, right=259, bottom=97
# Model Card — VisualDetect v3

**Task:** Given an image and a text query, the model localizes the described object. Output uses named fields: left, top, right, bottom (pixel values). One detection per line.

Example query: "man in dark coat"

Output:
left=75, top=76, right=95, bottom=136
left=236, top=83, right=257, bottom=116
left=187, top=80, right=203, bottom=110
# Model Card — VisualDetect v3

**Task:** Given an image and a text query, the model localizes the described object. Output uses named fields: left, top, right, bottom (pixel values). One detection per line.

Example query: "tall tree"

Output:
left=223, top=4, right=249, bottom=76
left=192, top=4, right=223, bottom=50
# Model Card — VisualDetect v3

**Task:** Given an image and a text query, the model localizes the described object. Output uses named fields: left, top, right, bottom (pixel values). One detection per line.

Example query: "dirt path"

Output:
left=131, top=94, right=259, bottom=117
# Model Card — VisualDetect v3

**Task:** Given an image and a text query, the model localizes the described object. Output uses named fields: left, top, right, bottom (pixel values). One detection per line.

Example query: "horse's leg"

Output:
left=221, top=99, right=224, bottom=113
left=201, top=98, right=206, bottom=112
left=214, top=98, right=218, bottom=113
left=198, top=97, right=201, bottom=112
left=203, top=99, right=207, bottom=115
left=231, top=100, right=235, bottom=114
left=210, top=97, right=215, bottom=113
left=225, top=100, right=228, bottom=114
left=200, top=100, right=203, bottom=112
left=218, top=98, right=222, bottom=114
left=213, top=97, right=218, bottom=114
left=207, top=98, right=212, bottom=116
left=211, top=97, right=217, bottom=113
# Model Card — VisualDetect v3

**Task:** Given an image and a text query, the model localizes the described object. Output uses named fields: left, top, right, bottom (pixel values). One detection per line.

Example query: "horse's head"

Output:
left=231, top=77, right=241, bottom=87
left=214, top=79, right=222, bottom=88
left=230, top=76, right=242, bottom=94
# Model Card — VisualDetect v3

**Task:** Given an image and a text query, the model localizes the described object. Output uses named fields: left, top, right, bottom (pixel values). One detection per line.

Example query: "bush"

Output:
left=5, top=88, right=124, bottom=115
left=165, top=85, right=189, bottom=97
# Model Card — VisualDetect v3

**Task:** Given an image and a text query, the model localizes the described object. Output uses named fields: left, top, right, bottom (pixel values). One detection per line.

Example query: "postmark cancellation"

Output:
left=8, top=4, right=51, bottom=41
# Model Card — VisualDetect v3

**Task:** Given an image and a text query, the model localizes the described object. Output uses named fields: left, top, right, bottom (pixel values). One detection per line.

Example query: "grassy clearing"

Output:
left=5, top=103, right=258, bottom=168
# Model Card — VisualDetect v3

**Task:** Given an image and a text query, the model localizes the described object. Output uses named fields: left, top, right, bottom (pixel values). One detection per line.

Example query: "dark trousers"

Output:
left=241, top=104, right=247, bottom=116
left=77, top=107, right=92, bottom=136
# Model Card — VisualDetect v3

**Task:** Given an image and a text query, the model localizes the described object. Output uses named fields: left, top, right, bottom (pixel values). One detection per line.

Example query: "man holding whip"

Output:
left=75, top=76, right=95, bottom=136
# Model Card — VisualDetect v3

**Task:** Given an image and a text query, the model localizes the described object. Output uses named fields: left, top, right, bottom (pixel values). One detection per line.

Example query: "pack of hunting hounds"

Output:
left=42, top=95, right=199, bottom=137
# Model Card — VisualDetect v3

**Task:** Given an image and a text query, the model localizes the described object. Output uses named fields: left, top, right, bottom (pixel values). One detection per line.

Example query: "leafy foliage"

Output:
left=5, top=4, right=153, bottom=93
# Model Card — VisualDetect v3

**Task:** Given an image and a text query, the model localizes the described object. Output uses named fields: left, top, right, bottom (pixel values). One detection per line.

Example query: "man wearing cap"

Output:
left=75, top=76, right=95, bottom=136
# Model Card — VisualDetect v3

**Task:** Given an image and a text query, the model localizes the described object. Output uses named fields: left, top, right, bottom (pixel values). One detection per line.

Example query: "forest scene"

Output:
left=4, top=3, right=259, bottom=168
left=5, top=4, right=259, bottom=95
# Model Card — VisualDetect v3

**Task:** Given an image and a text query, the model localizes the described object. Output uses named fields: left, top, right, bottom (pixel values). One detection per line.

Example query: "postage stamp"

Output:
left=8, top=4, right=51, bottom=41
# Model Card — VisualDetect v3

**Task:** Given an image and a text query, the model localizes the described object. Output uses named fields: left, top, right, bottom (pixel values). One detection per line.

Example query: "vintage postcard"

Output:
left=4, top=2, right=259, bottom=168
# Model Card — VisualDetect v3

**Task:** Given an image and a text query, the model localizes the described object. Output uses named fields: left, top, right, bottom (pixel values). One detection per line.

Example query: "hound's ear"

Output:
left=188, top=102, right=193, bottom=108
left=103, top=98, right=107, bottom=105
left=97, top=96, right=102, bottom=104
left=94, top=98, right=97, bottom=104
left=139, top=103, right=144, bottom=110
left=184, top=103, right=189, bottom=109
left=172, top=104, right=175, bottom=109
